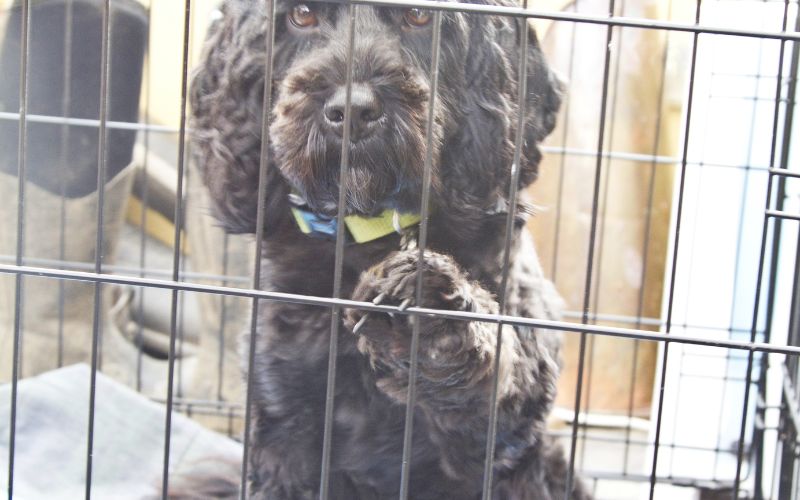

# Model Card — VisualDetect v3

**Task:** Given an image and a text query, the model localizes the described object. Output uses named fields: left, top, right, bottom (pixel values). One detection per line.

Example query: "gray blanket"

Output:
left=0, top=364, right=242, bottom=499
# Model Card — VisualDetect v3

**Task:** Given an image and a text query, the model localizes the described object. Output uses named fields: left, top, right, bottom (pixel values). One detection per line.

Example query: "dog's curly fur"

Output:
left=190, top=1, right=590, bottom=498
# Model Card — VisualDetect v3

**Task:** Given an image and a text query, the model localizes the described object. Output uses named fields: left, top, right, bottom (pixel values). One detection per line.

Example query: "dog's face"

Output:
left=270, top=3, right=439, bottom=217
left=191, top=0, right=563, bottom=232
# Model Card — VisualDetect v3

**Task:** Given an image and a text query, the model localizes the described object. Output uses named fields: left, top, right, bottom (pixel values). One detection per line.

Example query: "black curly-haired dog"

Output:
left=190, top=0, right=590, bottom=498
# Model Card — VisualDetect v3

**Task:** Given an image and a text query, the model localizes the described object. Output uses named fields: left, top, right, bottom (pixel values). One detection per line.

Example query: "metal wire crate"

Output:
left=1, top=0, right=800, bottom=499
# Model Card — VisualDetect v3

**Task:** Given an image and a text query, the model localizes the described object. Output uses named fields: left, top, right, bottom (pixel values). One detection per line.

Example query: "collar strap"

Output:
left=291, top=206, right=421, bottom=243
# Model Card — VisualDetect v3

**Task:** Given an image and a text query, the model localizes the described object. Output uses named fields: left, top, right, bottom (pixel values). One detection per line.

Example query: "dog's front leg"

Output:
left=344, top=249, right=536, bottom=484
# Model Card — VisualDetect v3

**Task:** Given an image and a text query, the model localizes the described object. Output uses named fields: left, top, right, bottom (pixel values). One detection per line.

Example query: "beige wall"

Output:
left=139, top=0, right=220, bottom=128
left=530, top=0, right=695, bottom=415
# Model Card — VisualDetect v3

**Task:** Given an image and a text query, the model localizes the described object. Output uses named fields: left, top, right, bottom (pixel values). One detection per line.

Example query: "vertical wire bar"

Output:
left=564, top=0, right=616, bottom=496
left=240, top=0, right=278, bottom=495
left=662, top=2, right=715, bottom=475
left=218, top=232, right=230, bottom=402
left=57, top=0, right=75, bottom=369
left=768, top=426, right=782, bottom=499
left=177, top=4, right=200, bottom=401
left=319, top=6, right=357, bottom=498
left=580, top=0, right=627, bottom=468
left=623, top=0, right=674, bottom=474
left=7, top=0, right=30, bottom=497
left=733, top=2, right=798, bottom=497
left=793, top=453, right=800, bottom=500
left=480, top=7, right=534, bottom=498
left=160, top=0, right=192, bottom=496
left=177, top=203, right=193, bottom=399
left=719, top=3, right=774, bottom=481
left=665, top=348, right=687, bottom=475
left=136, top=0, right=154, bottom=393
left=756, top=2, right=799, bottom=494
left=398, top=10, right=442, bottom=500
left=664, top=76, right=709, bottom=476
left=84, top=0, right=111, bottom=495
left=550, top=0, right=580, bottom=282
left=176, top=277, right=186, bottom=397
left=648, top=1, right=702, bottom=497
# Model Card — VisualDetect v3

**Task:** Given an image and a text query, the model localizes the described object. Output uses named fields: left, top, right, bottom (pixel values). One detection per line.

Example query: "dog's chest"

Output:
left=253, top=329, right=456, bottom=496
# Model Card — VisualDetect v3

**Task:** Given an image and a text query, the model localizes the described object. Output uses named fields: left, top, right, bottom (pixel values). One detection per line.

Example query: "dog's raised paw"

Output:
left=344, top=249, right=487, bottom=383
left=346, top=249, right=469, bottom=329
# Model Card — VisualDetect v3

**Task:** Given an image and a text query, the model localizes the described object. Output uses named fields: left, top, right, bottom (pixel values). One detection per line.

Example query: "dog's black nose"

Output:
left=323, top=84, right=383, bottom=141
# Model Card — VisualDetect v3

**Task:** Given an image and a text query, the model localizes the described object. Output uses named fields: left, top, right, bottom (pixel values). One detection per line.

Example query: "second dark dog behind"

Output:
left=188, top=0, right=591, bottom=498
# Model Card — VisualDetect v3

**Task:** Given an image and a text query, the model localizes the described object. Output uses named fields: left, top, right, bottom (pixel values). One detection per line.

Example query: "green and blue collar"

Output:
left=288, top=190, right=512, bottom=244
left=289, top=194, right=420, bottom=244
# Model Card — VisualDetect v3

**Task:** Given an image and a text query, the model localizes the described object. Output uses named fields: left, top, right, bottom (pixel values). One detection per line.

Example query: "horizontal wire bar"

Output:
left=2, top=263, right=799, bottom=356
left=160, top=405, right=245, bottom=420
left=0, top=254, right=250, bottom=284
left=563, top=309, right=767, bottom=335
left=679, top=373, right=755, bottom=382
left=575, top=470, right=737, bottom=487
left=0, top=256, right=767, bottom=336
left=541, top=145, right=678, bottom=164
left=682, top=350, right=763, bottom=361
left=711, top=71, right=786, bottom=79
left=561, top=310, right=660, bottom=327
left=0, top=109, right=780, bottom=173
left=710, top=94, right=794, bottom=103
left=146, top=395, right=765, bottom=457
left=149, top=403, right=775, bottom=456
left=769, top=167, right=800, bottom=178
left=145, top=399, right=776, bottom=458
left=766, top=209, right=800, bottom=221
left=0, top=111, right=179, bottom=134
left=542, top=145, right=781, bottom=172
left=2, top=256, right=763, bottom=337
left=346, top=0, right=800, bottom=41
left=139, top=394, right=765, bottom=457
left=549, top=429, right=745, bottom=454
left=149, top=396, right=243, bottom=409
left=3, top=253, right=767, bottom=334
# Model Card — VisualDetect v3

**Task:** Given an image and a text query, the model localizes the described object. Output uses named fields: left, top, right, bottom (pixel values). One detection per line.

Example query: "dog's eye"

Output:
left=290, top=4, right=318, bottom=29
left=403, top=8, right=431, bottom=27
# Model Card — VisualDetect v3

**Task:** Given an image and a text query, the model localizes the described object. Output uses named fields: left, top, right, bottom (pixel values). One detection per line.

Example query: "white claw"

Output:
left=398, top=298, right=412, bottom=311
left=352, top=314, right=369, bottom=335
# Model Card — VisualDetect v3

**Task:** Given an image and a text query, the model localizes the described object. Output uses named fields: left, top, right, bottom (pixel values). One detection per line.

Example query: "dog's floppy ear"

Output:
left=438, top=13, right=517, bottom=216
left=518, top=19, right=564, bottom=187
left=190, top=2, right=289, bottom=234
left=439, top=9, right=562, bottom=218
